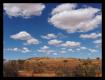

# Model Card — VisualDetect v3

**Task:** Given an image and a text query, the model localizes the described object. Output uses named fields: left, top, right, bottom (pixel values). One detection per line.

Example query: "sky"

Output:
left=3, top=3, right=102, bottom=60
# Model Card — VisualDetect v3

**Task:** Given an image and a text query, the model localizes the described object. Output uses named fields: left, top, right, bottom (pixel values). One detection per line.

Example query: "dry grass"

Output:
left=3, top=57, right=102, bottom=77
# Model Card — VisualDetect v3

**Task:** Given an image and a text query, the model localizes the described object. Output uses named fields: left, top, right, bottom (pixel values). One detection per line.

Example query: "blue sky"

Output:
left=3, top=3, right=102, bottom=60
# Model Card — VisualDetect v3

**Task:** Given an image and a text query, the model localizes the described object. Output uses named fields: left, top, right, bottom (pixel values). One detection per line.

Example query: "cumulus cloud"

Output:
left=68, top=48, right=73, bottom=51
left=41, top=33, right=67, bottom=40
left=68, top=49, right=75, bottom=52
left=76, top=48, right=81, bottom=51
left=5, top=47, right=30, bottom=53
left=75, top=46, right=87, bottom=51
left=10, top=31, right=32, bottom=40
left=21, top=47, right=30, bottom=53
left=3, top=3, right=45, bottom=18
left=61, top=41, right=80, bottom=47
left=88, top=48, right=97, bottom=53
left=51, top=3, right=77, bottom=15
left=41, top=33, right=57, bottom=39
left=37, top=45, right=55, bottom=54
left=93, top=38, right=102, bottom=49
left=7, top=47, right=19, bottom=52
left=80, top=33, right=101, bottom=39
left=26, top=38, right=39, bottom=45
left=93, top=39, right=102, bottom=44
left=41, top=45, right=49, bottom=49
left=53, top=53, right=58, bottom=55
left=48, top=3, right=101, bottom=33
left=80, top=46, right=87, bottom=49
left=48, top=39, right=63, bottom=46
left=98, top=33, right=102, bottom=37
left=38, top=49, right=54, bottom=54
left=78, top=15, right=102, bottom=32
left=10, top=31, right=39, bottom=45
left=96, top=43, right=102, bottom=48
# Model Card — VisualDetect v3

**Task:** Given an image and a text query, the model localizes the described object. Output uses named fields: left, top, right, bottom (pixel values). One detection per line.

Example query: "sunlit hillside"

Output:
left=3, top=57, right=102, bottom=77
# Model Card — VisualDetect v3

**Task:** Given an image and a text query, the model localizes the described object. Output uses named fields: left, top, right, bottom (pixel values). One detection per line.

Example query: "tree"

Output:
left=96, top=57, right=100, bottom=60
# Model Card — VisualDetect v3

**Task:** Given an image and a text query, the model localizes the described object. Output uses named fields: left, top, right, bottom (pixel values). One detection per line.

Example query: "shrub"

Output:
left=55, top=60, right=75, bottom=77
left=3, top=60, right=18, bottom=77
left=74, top=63, right=96, bottom=77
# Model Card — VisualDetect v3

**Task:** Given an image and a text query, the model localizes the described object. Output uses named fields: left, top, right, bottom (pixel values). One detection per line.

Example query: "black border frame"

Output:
left=1, top=0, right=104, bottom=80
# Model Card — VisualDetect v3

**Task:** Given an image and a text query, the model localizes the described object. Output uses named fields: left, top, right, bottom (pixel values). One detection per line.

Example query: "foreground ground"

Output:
left=3, top=57, right=102, bottom=77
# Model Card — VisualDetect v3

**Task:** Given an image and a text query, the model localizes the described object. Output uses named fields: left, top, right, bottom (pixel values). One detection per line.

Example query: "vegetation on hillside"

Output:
left=3, top=57, right=102, bottom=77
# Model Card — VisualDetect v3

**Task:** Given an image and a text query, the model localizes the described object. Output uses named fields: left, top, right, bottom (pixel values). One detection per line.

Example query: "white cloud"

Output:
left=80, top=33, right=101, bottom=39
left=4, top=3, right=45, bottom=18
left=41, top=33, right=67, bottom=39
left=5, top=47, right=30, bottom=53
left=26, top=38, right=39, bottom=45
left=21, top=47, right=30, bottom=53
left=68, top=48, right=73, bottom=51
left=88, top=48, right=97, bottom=53
left=10, top=31, right=32, bottom=40
left=13, top=48, right=19, bottom=51
left=48, top=39, right=63, bottom=46
left=75, top=46, right=87, bottom=51
left=78, top=14, right=102, bottom=32
left=94, top=39, right=102, bottom=49
left=80, top=46, right=87, bottom=49
left=10, top=31, right=39, bottom=45
left=48, top=3, right=101, bottom=33
left=37, top=45, right=55, bottom=54
left=96, top=44, right=102, bottom=48
left=37, top=49, right=54, bottom=54
left=53, top=53, right=58, bottom=55
left=4, top=47, right=19, bottom=52
left=68, top=49, right=75, bottom=52
left=93, top=39, right=102, bottom=44
left=76, top=48, right=81, bottom=51
left=51, top=3, right=77, bottom=15
left=41, top=45, right=49, bottom=50
left=41, top=33, right=57, bottom=39
left=98, top=33, right=102, bottom=37
left=61, top=41, right=80, bottom=47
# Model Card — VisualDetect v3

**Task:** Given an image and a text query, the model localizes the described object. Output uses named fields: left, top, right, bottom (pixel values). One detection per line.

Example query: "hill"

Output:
left=3, top=57, right=102, bottom=77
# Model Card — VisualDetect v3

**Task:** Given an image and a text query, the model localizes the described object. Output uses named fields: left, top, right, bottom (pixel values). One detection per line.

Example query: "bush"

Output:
left=74, top=63, right=96, bottom=77
left=3, top=60, right=18, bottom=77
left=55, top=60, right=75, bottom=77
